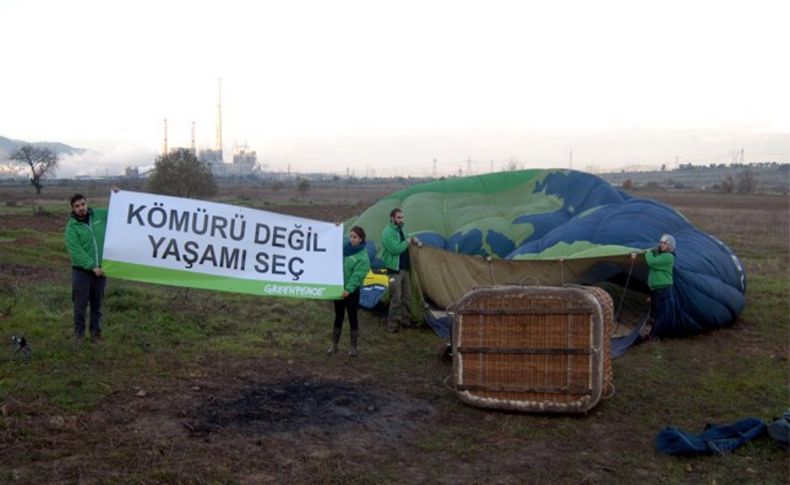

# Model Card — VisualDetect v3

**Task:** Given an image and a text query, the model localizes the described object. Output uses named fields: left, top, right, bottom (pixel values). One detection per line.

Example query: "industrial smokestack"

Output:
left=215, top=78, right=223, bottom=161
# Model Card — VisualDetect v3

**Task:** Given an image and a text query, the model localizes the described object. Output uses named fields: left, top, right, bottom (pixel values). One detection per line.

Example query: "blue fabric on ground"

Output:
left=656, top=418, right=766, bottom=455
left=611, top=315, right=648, bottom=359
left=767, top=411, right=790, bottom=445
left=425, top=311, right=451, bottom=340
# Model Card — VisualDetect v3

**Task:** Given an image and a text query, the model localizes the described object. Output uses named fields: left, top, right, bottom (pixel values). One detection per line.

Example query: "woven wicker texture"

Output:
left=451, top=285, right=613, bottom=413
left=581, top=285, right=615, bottom=397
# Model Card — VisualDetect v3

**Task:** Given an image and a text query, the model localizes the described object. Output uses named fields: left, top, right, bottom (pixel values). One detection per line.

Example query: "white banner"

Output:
left=103, top=190, right=344, bottom=299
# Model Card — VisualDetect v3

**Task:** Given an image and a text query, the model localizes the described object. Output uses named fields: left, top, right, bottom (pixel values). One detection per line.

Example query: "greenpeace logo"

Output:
left=263, top=284, right=326, bottom=297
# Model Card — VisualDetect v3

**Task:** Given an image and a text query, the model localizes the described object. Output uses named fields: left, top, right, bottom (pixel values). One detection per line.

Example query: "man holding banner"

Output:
left=65, top=193, right=108, bottom=342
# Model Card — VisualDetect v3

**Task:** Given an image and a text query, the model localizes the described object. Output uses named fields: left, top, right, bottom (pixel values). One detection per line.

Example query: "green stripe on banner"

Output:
left=103, top=260, right=343, bottom=299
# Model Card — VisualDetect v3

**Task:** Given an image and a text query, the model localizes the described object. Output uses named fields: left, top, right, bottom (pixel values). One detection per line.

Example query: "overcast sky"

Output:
left=1, top=0, right=788, bottom=176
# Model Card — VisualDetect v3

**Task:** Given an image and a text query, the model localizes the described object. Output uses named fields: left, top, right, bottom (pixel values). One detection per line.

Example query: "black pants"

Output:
left=333, top=289, right=360, bottom=332
left=650, top=286, right=671, bottom=337
left=72, top=268, right=107, bottom=338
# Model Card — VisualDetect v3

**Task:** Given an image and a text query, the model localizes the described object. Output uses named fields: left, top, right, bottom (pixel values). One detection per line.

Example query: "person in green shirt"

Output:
left=380, top=208, right=419, bottom=333
left=327, top=226, right=371, bottom=357
left=65, top=193, right=108, bottom=342
left=644, top=233, right=676, bottom=339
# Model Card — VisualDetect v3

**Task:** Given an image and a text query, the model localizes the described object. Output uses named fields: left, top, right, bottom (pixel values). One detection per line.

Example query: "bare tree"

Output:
left=720, top=175, right=735, bottom=193
left=10, top=145, right=59, bottom=194
left=503, top=158, right=520, bottom=171
left=296, top=177, right=311, bottom=194
left=736, top=168, right=757, bottom=194
left=148, top=148, right=217, bottom=198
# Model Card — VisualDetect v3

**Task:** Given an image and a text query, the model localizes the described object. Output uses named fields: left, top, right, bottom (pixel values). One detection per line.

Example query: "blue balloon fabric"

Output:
left=767, top=411, right=790, bottom=445
left=656, top=418, right=766, bottom=455
left=505, top=171, right=746, bottom=338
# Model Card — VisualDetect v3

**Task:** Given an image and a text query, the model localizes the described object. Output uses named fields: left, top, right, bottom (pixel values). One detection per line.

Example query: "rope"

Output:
left=442, top=372, right=455, bottom=390
left=602, top=382, right=616, bottom=399
left=487, top=256, right=496, bottom=285
left=613, top=254, right=637, bottom=324
left=559, top=258, right=565, bottom=285
left=517, top=274, right=541, bottom=285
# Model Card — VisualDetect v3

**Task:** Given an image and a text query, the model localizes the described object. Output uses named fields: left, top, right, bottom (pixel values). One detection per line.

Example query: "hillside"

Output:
left=0, top=135, right=85, bottom=159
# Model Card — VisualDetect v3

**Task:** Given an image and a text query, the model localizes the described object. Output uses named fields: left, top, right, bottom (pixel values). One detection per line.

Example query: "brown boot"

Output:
left=348, top=329, right=358, bottom=357
left=326, top=328, right=341, bottom=354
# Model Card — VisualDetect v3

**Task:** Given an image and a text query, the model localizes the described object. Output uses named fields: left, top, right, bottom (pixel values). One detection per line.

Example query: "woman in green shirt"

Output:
left=644, top=234, right=676, bottom=338
left=327, top=226, right=371, bottom=357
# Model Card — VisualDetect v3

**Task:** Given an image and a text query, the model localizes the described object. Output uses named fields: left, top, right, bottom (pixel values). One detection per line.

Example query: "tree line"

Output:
left=9, top=145, right=217, bottom=198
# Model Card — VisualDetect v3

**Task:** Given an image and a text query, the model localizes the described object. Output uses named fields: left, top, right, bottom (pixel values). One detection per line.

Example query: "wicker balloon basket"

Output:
left=450, top=285, right=614, bottom=413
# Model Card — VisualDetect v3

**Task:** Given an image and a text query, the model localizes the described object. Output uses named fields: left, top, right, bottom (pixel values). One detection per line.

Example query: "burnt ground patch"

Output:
left=186, top=378, right=436, bottom=440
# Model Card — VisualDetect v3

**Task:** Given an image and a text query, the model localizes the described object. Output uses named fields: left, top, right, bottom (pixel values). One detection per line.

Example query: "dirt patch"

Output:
left=0, top=360, right=441, bottom=483
left=186, top=378, right=435, bottom=441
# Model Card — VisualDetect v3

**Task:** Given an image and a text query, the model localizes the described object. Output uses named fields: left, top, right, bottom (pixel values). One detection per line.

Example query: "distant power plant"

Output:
left=159, top=78, right=261, bottom=178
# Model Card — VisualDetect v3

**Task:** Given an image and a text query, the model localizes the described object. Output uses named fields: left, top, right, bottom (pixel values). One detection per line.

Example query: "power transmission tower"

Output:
left=162, top=118, right=168, bottom=156
left=190, top=121, right=196, bottom=155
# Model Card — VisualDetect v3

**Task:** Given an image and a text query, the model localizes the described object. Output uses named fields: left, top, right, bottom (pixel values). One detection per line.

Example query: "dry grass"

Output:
left=0, top=183, right=787, bottom=484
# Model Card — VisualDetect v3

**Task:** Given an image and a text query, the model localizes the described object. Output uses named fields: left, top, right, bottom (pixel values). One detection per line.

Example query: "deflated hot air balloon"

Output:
left=347, top=169, right=746, bottom=339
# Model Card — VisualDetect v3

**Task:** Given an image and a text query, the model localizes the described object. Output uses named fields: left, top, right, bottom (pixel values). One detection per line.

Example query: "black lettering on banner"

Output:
left=211, top=215, right=228, bottom=239
left=192, top=208, right=209, bottom=235
left=170, top=209, right=190, bottom=232
left=219, top=246, right=242, bottom=270
left=288, top=257, right=304, bottom=281
left=229, top=214, right=246, bottom=241
left=199, top=244, right=217, bottom=267
left=271, top=226, right=286, bottom=248
left=313, top=231, right=327, bottom=252
left=149, top=235, right=166, bottom=257
left=147, top=203, right=167, bottom=228
left=183, top=240, right=199, bottom=269
left=271, top=253, right=287, bottom=275
left=255, top=252, right=269, bottom=273
left=288, top=225, right=305, bottom=250
left=254, top=223, right=270, bottom=244
left=162, top=238, right=181, bottom=261
left=130, top=197, right=332, bottom=280
left=128, top=204, right=146, bottom=225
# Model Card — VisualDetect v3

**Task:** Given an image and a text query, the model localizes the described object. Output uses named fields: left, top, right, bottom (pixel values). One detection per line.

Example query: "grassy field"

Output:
left=0, top=182, right=788, bottom=484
